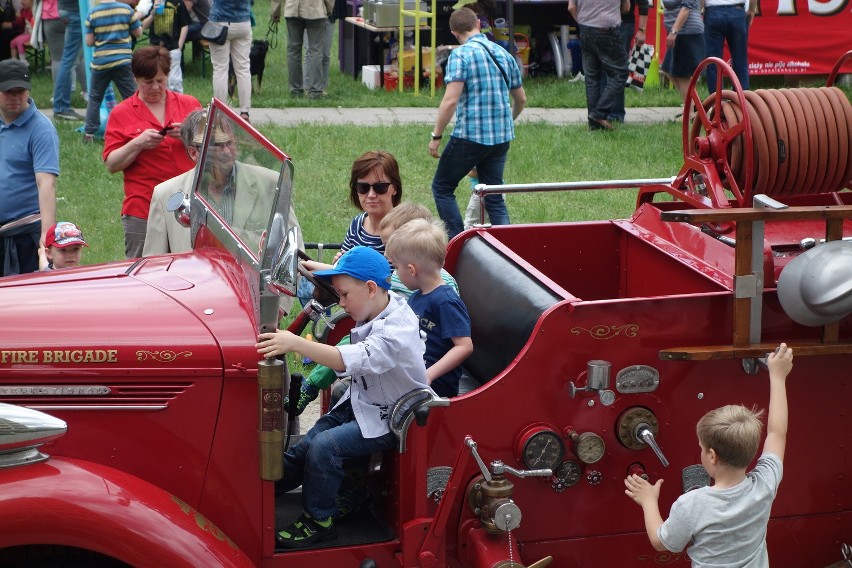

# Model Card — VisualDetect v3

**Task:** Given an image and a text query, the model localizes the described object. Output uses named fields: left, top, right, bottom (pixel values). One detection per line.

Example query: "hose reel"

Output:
left=670, top=55, right=852, bottom=211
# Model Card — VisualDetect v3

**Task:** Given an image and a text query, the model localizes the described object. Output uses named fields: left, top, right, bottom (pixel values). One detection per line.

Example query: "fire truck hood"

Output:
left=0, top=252, right=258, bottom=371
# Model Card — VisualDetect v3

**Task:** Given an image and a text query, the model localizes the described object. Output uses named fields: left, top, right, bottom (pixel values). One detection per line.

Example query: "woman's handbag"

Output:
left=201, top=21, right=228, bottom=45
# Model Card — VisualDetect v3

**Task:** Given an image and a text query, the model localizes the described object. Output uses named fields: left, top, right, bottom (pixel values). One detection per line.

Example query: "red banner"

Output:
left=747, top=0, right=852, bottom=75
left=648, top=0, right=851, bottom=76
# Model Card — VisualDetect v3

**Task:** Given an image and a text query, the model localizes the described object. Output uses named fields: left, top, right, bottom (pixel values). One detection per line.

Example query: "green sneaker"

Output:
left=276, top=512, right=336, bottom=549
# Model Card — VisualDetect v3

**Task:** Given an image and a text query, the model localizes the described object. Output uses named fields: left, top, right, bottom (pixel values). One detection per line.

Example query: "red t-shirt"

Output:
left=103, top=91, right=202, bottom=219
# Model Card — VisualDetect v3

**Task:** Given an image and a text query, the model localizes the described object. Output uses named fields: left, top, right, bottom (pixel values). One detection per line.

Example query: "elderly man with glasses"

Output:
left=143, top=110, right=301, bottom=258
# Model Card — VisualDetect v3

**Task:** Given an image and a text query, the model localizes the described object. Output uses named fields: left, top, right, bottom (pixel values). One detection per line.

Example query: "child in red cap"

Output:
left=40, top=222, right=89, bottom=270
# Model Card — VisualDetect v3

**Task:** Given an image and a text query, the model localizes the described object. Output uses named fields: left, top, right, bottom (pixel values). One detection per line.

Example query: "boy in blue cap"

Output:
left=256, top=245, right=430, bottom=549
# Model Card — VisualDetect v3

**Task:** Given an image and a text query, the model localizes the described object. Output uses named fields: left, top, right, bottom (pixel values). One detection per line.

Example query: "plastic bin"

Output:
left=384, top=72, right=415, bottom=91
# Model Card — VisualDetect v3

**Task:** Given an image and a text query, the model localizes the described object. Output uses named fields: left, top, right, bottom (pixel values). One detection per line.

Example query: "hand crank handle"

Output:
left=636, top=424, right=670, bottom=467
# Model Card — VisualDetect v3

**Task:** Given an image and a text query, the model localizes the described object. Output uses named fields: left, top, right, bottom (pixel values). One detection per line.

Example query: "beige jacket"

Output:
left=271, top=0, right=333, bottom=21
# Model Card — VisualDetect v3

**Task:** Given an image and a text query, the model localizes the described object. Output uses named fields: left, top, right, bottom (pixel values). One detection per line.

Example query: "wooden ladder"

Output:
left=658, top=204, right=852, bottom=361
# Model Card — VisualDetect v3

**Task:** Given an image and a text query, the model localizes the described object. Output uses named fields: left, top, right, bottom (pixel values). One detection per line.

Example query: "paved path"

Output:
left=249, top=106, right=683, bottom=126
left=52, top=106, right=682, bottom=126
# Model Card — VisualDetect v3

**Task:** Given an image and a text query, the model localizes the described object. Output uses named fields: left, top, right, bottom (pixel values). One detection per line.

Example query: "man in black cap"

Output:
left=0, top=59, right=60, bottom=277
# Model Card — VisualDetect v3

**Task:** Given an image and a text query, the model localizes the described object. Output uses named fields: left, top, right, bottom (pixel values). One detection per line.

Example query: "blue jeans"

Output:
left=704, top=5, right=750, bottom=91
left=432, top=137, right=511, bottom=238
left=84, top=65, right=137, bottom=136
left=275, top=399, right=396, bottom=520
left=53, top=9, right=83, bottom=113
left=578, top=24, right=628, bottom=122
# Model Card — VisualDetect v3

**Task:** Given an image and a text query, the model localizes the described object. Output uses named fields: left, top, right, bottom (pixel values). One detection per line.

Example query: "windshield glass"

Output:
left=193, top=104, right=288, bottom=261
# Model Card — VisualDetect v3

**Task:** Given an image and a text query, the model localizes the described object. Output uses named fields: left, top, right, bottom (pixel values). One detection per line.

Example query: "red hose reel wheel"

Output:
left=683, top=57, right=754, bottom=208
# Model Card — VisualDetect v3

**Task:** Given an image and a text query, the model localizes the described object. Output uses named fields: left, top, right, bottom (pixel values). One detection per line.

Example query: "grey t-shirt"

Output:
left=658, top=453, right=783, bottom=567
left=573, top=0, right=623, bottom=29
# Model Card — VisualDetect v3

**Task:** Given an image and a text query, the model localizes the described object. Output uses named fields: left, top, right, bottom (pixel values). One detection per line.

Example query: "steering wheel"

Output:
left=297, top=254, right=339, bottom=306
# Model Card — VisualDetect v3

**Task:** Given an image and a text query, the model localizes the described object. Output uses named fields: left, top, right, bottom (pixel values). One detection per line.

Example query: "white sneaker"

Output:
left=569, top=71, right=585, bottom=83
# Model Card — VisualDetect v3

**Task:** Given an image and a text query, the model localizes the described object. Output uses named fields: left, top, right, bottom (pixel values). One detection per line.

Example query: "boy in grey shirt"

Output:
left=624, top=343, right=794, bottom=567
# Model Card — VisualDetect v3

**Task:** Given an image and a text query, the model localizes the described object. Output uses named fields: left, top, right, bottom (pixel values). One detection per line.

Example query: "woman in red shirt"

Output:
left=103, top=46, right=201, bottom=259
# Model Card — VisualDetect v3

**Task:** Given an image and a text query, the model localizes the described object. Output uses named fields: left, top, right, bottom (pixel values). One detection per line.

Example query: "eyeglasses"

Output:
left=355, top=181, right=392, bottom=195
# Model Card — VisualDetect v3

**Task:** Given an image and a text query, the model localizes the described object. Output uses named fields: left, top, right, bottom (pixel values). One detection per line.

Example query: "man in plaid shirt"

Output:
left=428, top=7, right=526, bottom=238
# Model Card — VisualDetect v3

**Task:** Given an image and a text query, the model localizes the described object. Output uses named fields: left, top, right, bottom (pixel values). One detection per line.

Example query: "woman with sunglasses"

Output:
left=339, top=150, right=403, bottom=256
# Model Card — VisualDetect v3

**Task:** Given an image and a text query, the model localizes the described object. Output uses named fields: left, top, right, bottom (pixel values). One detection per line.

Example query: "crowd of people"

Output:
left=0, top=0, right=529, bottom=272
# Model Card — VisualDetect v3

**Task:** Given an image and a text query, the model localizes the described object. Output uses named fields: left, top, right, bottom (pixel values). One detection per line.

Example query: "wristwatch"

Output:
left=431, top=132, right=442, bottom=140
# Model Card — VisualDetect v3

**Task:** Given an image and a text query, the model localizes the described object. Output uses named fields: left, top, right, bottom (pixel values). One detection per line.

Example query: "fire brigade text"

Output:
left=0, top=350, right=119, bottom=364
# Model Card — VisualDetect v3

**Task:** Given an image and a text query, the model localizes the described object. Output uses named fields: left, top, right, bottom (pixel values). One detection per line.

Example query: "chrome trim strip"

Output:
left=0, top=386, right=111, bottom=396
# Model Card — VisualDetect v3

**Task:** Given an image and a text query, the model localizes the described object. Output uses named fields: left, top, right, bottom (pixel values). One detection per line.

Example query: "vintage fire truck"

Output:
left=1, top=56, right=851, bottom=567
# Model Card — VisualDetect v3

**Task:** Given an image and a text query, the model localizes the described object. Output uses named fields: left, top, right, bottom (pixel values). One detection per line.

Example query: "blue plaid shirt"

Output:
left=444, top=34, right=522, bottom=146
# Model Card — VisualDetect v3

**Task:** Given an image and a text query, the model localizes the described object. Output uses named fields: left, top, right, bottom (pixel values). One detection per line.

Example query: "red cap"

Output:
left=45, top=222, right=89, bottom=249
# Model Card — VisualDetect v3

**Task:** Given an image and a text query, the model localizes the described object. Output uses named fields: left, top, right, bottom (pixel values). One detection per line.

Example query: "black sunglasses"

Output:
left=355, top=181, right=392, bottom=195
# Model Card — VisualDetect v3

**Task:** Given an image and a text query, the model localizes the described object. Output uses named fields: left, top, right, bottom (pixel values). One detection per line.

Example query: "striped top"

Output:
left=85, top=1, right=141, bottom=70
left=341, top=212, right=384, bottom=253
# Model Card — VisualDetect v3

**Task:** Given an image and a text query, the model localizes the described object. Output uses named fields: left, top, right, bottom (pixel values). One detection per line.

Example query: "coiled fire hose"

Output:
left=688, top=85, right=852, bottom=204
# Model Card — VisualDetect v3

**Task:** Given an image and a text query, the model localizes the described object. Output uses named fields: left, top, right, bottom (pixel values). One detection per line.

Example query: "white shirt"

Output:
left=336, top=291, right=431, bottom=438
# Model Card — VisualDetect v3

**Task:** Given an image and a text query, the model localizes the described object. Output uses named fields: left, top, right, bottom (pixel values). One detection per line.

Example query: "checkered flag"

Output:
left=626, top=43, right=655, bottom=91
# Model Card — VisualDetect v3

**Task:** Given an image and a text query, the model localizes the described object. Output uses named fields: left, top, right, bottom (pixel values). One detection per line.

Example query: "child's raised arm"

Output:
left=764, top=343, right=793, bottom=461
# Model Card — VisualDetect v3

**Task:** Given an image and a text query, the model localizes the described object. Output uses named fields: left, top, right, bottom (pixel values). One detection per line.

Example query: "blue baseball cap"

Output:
left=314, top=246, right=392, bottom=290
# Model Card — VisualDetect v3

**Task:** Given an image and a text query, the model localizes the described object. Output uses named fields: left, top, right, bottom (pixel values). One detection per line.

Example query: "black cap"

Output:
left=0, top=59, right=31, bottom=92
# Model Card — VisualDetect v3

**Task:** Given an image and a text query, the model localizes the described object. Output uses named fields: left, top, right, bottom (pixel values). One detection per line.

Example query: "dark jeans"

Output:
left=85, top=65, right=137, bottom=136
left=603, top=20, right=634, bottom=121
left=704, top=5, right=750, bottom=91
left=275, top=399, right=396, bottom=520
left=578, top=24, right=628, bottom=122
left=431, top=137, right=511, bottom=238
left=0, top=227, right=39, bottom=276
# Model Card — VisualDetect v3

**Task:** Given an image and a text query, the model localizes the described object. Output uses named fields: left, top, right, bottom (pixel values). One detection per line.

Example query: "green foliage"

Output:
left=56, top=121, right=685, bottom=266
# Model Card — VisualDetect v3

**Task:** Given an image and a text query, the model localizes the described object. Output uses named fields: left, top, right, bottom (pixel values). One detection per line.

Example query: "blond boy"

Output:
left=378, top=202, right=458, bottom=298
left=625, top=343, right=794, bottom=567
left=385, top=218, right=472, bottom=397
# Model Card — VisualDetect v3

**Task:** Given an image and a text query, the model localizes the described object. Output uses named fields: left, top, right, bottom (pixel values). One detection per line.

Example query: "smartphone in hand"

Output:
left=158, top=124, right=174, bottom=136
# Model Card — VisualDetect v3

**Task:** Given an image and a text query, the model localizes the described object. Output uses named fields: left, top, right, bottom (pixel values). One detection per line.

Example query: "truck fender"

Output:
left=0, top=456, right=255, bottom=568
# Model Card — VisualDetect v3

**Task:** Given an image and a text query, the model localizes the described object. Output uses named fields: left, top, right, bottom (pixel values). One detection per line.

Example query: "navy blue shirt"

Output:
left=407, top=285, right=471, bottom=398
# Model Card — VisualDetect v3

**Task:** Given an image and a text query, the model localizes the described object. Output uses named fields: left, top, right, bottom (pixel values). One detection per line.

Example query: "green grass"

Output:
left=56, top=120, right=685, bottom=266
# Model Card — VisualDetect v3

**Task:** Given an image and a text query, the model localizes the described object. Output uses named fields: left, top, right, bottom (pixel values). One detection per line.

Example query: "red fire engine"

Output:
left=1, top=56, right=851, bottom=567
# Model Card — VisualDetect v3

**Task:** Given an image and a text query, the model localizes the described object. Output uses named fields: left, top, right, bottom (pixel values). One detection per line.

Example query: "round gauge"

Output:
left=516, top=426, right=565, bottom=471
left=574, top=432, right=606, bottom=464
left=555, top=460, right=583, bottom=488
